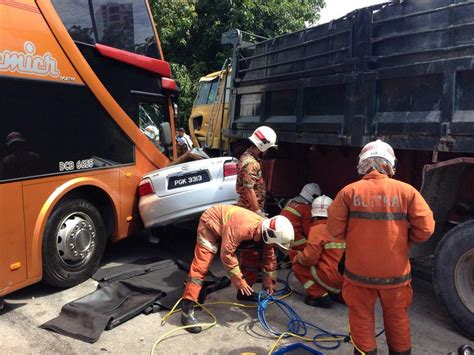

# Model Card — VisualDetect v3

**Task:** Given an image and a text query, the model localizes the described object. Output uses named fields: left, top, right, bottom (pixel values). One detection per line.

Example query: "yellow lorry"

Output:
left=188, top=68, right=231, bottom=153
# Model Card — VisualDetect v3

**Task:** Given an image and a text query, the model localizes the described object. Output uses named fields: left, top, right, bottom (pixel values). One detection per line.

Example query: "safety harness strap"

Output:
left=345, top=268, right=412, bottom=286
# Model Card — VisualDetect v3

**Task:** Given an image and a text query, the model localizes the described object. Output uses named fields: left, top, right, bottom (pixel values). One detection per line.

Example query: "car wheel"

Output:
left=42, top=198, right=107, bottom=288
left=433, top=220, right=474, bottom=340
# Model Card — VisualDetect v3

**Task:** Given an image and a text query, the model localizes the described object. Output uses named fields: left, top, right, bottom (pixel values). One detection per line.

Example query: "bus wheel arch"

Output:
left=40, top=185, right=117, bottom=288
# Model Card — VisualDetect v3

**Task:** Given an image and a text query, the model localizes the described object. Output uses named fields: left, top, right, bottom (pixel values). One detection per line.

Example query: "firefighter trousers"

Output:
left=342, top=282, right=413, bottom=353
left=239, top=249, right=260, bottom=285
left=182, top=243, right=215, bottom=302
left=293, top=263, right=340, bottom=298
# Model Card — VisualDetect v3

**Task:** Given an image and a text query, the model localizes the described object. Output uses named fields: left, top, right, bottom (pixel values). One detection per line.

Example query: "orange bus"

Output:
left=0, top=0, right=179, bottom=300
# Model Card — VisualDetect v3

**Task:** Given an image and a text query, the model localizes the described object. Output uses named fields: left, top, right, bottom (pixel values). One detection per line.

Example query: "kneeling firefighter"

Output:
left=282, top=182, right=321, bottom=252
left=181, top=205, right=294, bottom=333
left=292, top=195, right=345, bottom=308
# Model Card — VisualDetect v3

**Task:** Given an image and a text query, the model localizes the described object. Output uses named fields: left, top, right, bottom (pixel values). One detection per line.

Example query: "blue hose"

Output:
left=258, top=272, right=385, bottom=351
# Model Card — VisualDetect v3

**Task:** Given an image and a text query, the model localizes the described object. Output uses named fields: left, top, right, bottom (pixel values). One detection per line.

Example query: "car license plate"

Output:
left=168, top=171, right=210, bottom=189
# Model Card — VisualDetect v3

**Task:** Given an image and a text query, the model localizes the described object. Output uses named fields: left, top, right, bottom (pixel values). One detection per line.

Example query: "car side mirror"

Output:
left=160, top=122, right=172, bottom=146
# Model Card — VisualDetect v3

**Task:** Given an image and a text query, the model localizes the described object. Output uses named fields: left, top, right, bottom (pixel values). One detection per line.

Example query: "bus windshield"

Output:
left=52, top=0, right=160, bottom=59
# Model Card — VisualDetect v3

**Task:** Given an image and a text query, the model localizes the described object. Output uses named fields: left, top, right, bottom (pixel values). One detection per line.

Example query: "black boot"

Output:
left=389, top=349, right=411, bottom=355
left=304, top=294, right=333, bottom=308
left=180, top=299, right=202, bottom=333
left=236, top=290, right=260, bottom=302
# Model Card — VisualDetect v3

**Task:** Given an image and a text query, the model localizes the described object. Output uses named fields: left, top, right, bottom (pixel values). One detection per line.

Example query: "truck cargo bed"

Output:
left=225, top=0, right=474, bottom=153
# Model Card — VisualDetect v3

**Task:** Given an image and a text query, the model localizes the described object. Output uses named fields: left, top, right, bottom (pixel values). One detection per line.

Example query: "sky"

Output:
left=318, top=0, right=388, bottom=24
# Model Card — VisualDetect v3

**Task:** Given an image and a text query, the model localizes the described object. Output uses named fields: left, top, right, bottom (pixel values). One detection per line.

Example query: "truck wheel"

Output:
left=433, top=220, right=474, bottom=340
left=42, top=198, right=107, bottom=288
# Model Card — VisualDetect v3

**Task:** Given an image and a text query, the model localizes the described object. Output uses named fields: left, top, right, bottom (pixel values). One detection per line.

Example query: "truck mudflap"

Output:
left=411, top=157, right=474, bottom=257
left=418, top=158, right=474, bottom=340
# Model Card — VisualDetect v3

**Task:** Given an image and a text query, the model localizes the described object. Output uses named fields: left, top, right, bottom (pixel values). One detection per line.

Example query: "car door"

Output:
left=0, top=182, right=27, bottom=292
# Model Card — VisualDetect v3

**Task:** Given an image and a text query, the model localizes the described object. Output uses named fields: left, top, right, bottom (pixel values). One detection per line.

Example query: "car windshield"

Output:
left=52, top=0, right=160, bottom=59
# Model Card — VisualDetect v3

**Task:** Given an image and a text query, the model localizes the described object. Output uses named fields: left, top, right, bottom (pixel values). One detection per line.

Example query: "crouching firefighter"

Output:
left=180, top=205, right=294, bottom=333
left=282, top=182, right=321, bottom=252
left=292, top=195, right=345, bottom=308
left=327, top=140, right=435, bottom=355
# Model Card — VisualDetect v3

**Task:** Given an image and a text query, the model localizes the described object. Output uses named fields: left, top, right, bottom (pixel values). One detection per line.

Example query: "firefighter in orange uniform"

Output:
left=292, top=195, right=345, bottom=308
left=283, top=183, right=321, bottom=257
left=236, top=126, right=278, bottom=301
left=327, top=140, right=435, bottom=355
left=181, top=205, right=294, bottom=333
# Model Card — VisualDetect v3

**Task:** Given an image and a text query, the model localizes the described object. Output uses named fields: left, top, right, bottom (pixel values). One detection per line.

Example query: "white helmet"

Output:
left=299, top=183, right=321, bottom=203
left=249, top=126, right=278, bottom=152
left=358, top=139, right=396, bottom=167
left=261, top=215, right=294, bottom=250
left=311, top=195, right=333, bottom=218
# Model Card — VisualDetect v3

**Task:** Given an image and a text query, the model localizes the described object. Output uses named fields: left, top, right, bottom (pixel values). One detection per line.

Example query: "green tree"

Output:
left=151, top=0, right=325, bottom=127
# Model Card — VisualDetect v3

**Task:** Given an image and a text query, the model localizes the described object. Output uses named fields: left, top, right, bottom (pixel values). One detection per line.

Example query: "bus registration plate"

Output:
left=168, top=171, right=210, bottom=190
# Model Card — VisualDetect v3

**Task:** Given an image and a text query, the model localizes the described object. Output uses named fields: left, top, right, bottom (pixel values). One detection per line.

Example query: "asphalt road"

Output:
left=0, top=226, right=471, bottom=355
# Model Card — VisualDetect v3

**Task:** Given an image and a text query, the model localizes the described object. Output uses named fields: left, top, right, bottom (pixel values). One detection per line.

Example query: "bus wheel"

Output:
left=433, top=220, right=474, bottom=340
left=42, top=198, right=107, bottom=288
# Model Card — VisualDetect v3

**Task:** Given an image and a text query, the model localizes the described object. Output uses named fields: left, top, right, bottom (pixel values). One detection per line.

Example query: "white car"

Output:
left=138, top=154, right=238, bottom=231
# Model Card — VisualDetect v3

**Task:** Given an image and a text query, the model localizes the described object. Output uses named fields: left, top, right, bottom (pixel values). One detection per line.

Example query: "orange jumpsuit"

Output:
left=183, top=205, right=277, bottom=302
left=327, top=170, right=435, bottom=353
left=280, top=199, right=312, bottom=253
left=292, top=219, right=345, bottom=298
left=236, top=149, right=267, bottom=285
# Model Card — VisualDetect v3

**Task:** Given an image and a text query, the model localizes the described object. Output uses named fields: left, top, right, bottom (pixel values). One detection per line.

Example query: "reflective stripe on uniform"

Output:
left=223, top=206, right=240, bottom=224
left=228, top=266, right=242, bottom=278
left=283, top=206, right=302, bottom=218
left=310, top=266, right=341, bottom=293
left=345, top=268, right=412, bottom=286
left=349, top=211, right=407, bottom=221
left=303, top=280, right=315, bottom=289
left=297, top=252, right=304, bottom=265
left=263, top=270, right=277, bottom=277
left=197, top=235, right=218, bottom=254
left=188, top=277, right=204, bottom=286
left=324, top=242, right=346, bottom=250
left=292, top=238, right=307, bottom=247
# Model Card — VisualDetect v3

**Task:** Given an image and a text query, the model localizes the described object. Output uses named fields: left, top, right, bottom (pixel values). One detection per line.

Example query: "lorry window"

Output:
left=194, top=78, right=220, bottom=105
left=0, top=77, right=134, bottom=182
left=52, top=0, right=160, bottom=59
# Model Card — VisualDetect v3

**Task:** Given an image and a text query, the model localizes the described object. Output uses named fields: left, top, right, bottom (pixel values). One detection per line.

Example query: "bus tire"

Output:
left=433, top=220, right=474, bottom=340
left=42, top=198, right=107, bottom=288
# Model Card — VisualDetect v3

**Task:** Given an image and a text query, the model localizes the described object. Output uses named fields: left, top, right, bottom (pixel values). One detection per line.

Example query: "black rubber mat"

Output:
left=40, top=259, right=230, bottom=343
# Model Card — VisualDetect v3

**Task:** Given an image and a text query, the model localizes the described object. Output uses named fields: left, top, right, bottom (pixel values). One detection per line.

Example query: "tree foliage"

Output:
left=151, top=0, right=325, bottom=127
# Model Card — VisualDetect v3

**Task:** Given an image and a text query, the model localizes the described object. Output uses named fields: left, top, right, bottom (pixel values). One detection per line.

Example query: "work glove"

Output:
left=232, top=277, right=254, bottom=296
